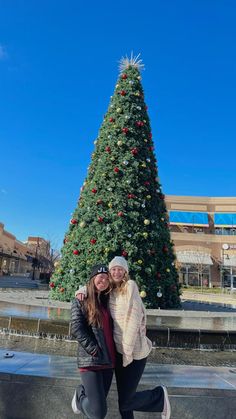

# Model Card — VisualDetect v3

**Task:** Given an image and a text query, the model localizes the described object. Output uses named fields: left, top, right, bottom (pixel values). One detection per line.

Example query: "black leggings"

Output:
left=115, top=352, right=164, bottom=419
left=79, top=368, right=113, bottom=419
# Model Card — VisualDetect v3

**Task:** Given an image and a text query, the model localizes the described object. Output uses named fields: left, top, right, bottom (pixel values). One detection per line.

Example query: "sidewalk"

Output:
left=0, top=349, right=235, bottom=419
left=0, top=348, right=235, bottom=389
left=182, top=290, right=236, bottom=307
left=0, top=288, right=71, bottom=309
left=0, top=287, right=236, bottom=310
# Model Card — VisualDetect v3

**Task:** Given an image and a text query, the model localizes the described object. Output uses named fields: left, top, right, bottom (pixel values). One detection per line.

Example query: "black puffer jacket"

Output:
left=71, top=299, right=113, bottom=368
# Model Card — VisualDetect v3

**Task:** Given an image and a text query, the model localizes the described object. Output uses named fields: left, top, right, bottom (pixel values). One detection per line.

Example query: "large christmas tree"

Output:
left=50, top=55, right=181, bottom=308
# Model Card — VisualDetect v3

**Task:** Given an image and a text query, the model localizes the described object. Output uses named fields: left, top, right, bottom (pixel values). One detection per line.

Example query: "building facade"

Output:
left=166, top=196, right=236, bottom=289
left=2, top=196, right=236, bottom=288
left=0, top=223, right=52, bottom=279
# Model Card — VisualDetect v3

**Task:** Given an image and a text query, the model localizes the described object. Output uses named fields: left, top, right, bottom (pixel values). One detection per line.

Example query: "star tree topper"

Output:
left=119, top=52, right=145, bottom=73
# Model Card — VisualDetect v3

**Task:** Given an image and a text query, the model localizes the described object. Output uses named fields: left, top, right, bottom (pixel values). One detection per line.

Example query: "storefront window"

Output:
left=180, top=264, right=211, bottom=287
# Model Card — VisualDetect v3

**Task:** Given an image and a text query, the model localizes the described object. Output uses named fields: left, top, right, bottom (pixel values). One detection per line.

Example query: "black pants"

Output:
left=78, top=368, right=113, bottom=419
left=115, top=352, right=164, bottom=419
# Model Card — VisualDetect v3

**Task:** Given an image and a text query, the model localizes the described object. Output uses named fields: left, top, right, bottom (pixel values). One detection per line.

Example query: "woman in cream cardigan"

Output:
left=77, top=256, right=171, bottom=419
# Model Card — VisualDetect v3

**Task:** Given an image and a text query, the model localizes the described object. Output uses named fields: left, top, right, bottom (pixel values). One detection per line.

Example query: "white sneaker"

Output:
left=161, top=386, right=171, bottom=419
left=71, top=390, right=81, bottom=415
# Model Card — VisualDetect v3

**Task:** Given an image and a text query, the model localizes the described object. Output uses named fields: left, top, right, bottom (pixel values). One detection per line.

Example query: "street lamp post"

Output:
left=32, top=237, right=40, bottom=281
left=221, top=243, right=229, bottom=289
left=185, top=265, right=190, bottom=287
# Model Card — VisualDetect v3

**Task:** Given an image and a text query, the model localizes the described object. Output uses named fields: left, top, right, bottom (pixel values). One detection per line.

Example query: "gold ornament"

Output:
left=146, top=195, right=151, bottom=200
left=116, top=107, right=122, bottom=113
left=104, top=247, right=110, bottom=253
left=144, top=219, right=150, bottom=225
left=116, top=84, right=120, bottom=88
left=140, top=290, right=146, bottom=298
left=80, top=221, right=86, bottom=228
left=166, top=268, right=170, bottom=273
left=108, top=202, right=112, bottom=208
left=138, top=259, right=143, bottom=264
left=143, top=232, right=148, bottom=239
left=141, top=163, right=147, bottom=168
left=54, top=261, right=60, bottom=267
left=137, top=76, right=142, bottom=80
left=144, top=139, right=148, bottom=143
left=117, top=140, right=123, bottom=146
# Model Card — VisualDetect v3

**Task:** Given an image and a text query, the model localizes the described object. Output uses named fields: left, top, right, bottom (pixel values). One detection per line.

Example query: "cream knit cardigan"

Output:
left=109, top=279, right=152, bottom=367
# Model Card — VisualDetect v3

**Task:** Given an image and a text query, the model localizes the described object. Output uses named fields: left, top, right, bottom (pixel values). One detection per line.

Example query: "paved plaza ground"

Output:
left=0, top=278, right=236, bottom=418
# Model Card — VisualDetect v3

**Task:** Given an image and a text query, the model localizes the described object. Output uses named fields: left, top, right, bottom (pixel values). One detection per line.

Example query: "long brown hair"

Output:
left=83, top=275, right=110, bottom=327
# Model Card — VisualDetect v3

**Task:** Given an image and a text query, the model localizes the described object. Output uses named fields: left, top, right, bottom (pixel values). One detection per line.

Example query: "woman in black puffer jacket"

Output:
left=71, top=263, right=116, bottom=418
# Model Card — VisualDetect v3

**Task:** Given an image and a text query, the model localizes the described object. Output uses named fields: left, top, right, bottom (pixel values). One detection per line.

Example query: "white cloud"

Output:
left=0, top=45, right=7, bottom=60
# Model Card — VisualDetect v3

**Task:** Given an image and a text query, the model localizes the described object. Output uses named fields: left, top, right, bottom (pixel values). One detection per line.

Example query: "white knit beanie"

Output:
left=109, top=256, right=129, bottom=273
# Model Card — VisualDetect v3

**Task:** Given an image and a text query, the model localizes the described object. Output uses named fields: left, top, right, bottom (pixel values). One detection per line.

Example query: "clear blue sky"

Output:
left=1, top=0, right=236, bottom=247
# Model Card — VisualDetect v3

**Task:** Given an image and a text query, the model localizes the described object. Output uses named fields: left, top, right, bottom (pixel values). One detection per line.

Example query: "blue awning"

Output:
left=169, top=211, right=209, bottom=226
left=214, top=213, right=236, bottom=227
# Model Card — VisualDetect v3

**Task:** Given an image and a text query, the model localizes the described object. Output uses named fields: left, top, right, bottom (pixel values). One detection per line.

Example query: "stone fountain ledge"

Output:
left=0, top=315, right=236, bottom=350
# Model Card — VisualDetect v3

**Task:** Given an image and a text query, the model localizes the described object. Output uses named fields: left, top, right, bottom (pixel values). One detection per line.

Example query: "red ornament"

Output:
left=145, top=105, right=148, bottom=110
left=144, top=181, right=150, bottom=186
left=109, top=117, right=115, bottom=122
left=49, top=282, right=55, bottom=288
left=70, top=218, right=78, bottom=225
left=148, top=249, right=156, bottom=255
left=171, top=284, right=177, bottom=291
left=156, top=273, right=161, bottom=279
left=114, top=167, right=120, bottom=173
left=73, top=249, right=80, bottom=255
left=63, top=237, right=69, bottom=244
left=131, top=147, right=138, bottom=155
left=91, top=188, right=97, bottom=194
left=122, top=250, right=128, bottom=257
left=122, top=127, right=129, bottom=134
left=96, top=199, right=103, bottom=205
left=148, top=146, right=154, bottom=151
left=120, top=90, right=127, bottom=96
left=105, top=146, right=111, bottom=153
left=128, top=194, right=136, bottom=199
left=149, top=133, right=152, bottom=138
left=90, top=238, right=97, bottom=245
left=117, top=211, right=124, bottom=217
left=159, top=193, right=165, bottom=200
left=136, top=121, right=144, bottom=127
left=122, top=74, right=127, bottom=79
left=163, top=245, right=168, bottom=253
left=98, top=216, right=104, bottom=223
